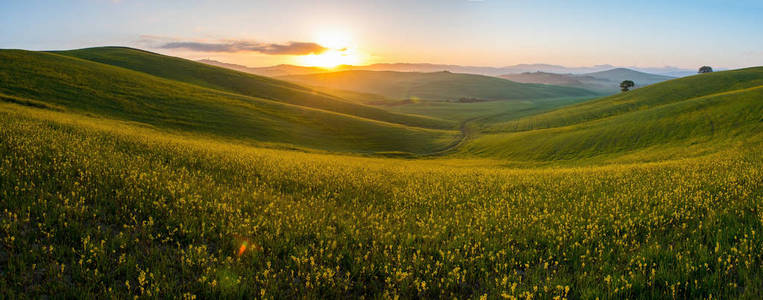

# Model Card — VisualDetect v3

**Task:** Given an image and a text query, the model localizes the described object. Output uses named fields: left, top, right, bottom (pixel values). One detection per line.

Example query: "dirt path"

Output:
left=418, top=116, right=480, bottom=157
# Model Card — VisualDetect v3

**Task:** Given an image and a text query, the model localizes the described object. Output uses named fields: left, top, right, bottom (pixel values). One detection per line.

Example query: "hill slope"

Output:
left=3, top=94, right=760, bottom=298
left=460, top=67, right=763, bottom=162
left=278, top=70, right=597, bottom=101
left=54, top=47, right=455, bottom=130
left=0, top=49, right=458, bottom=154
left=1, top=50, right=760, bottom=299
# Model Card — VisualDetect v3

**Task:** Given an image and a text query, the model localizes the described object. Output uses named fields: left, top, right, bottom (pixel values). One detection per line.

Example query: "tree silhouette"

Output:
left=620, top=80, right=635, bottom=92
left=698, top=66, right=713, bottom=73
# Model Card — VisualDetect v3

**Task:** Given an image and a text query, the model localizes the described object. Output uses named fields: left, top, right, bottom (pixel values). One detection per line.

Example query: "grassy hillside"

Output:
left=1, top=47, right=761, bottom=299
left=55, top=47, right=456, bottom=130
left=0, top=49, right=457, bottom=154
left=1, top=101, right=760, bottom=298
left=386, top=97, right=593, bottom=123
left=488, top=67, right=763, bottom=132
left=278, top=70, right=597, bottom=101
left=460, top=67, right=763, bottom=162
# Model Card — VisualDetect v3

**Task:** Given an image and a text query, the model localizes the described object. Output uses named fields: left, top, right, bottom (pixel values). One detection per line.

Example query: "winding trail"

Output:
left=419, top=116, right=478, bottom=157
left=417, top=103, right=556, bottom=157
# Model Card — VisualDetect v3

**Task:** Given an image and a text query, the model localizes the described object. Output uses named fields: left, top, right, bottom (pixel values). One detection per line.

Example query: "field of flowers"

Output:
left=1, top=105, right=761, bottom=298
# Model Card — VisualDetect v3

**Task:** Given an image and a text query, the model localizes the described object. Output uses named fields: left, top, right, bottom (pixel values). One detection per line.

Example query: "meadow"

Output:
left=1, top=101, right=761, bottom=299
left=0, top=48, right=761, bottom=299
left=0, top=49, right=459, bottom=155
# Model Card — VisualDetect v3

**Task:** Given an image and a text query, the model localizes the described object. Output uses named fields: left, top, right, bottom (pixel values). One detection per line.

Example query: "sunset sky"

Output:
left=2, top=0, right=762, bottom=68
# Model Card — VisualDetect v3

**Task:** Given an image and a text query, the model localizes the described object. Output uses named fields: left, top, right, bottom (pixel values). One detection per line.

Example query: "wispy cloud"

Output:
left=157, top=40, right=328, bottom=55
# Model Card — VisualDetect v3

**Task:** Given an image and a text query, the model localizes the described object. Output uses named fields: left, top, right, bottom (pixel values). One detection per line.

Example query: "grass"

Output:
left=458, top=68, right=763, bottom=164
left=386, top=97, right=593, bottom=123
left=0, top=49, right=458, bottom=154
left=0, top=103, right=760, bottom=298
left=55, top=47, right=457, bottom=130
left=485, top=67, right=763, bottom=133
left=0, top=49, right=761, bottom=298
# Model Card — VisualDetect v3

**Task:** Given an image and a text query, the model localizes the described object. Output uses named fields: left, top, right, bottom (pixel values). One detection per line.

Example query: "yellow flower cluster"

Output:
left=0, top=106, right=761, bottom=298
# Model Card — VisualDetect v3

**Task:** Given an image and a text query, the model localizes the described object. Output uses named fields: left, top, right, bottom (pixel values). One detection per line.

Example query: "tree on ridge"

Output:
left=698, top=66, right=713, bottom=73
left=620, top=80, right=635, bottom=92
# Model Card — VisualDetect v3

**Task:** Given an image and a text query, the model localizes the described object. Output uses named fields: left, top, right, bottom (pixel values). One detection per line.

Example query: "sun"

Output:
left=298, top=49, right=362, bottom=68
left=296, top=31, right=365, bottom=68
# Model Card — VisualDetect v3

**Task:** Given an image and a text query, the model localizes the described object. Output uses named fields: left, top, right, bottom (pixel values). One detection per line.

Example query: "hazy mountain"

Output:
left=585, top=68, right=674, bottom=84
left=625, top=66, right=698, bottom=77
left=500, top=68, right=675, bottom=94
left=278, top=70, right=596, bottom=101
left=198, top=59, right=330, bottom=77
left=500, top=72, right=586, bottom=86
left=199, top=59, right=695, bottom=78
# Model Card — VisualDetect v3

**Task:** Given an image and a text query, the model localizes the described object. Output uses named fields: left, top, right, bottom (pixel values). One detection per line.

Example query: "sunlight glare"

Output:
left=296, top=30, right=364, bottom=68
left=298, top=49, right=362, bottom=68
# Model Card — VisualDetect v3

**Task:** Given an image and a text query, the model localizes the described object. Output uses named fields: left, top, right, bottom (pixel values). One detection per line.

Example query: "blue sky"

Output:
left=1, top=0, right=761, bottom=68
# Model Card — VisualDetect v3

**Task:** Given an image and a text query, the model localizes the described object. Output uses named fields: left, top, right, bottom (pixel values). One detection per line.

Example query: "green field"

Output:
left=386, top=97, right=594, bottom=123
left=54, top=47, right=457, bottom=131
left=0, top=49, right=459, bottom=154
left=460, top=68, right=763, bottom=164
left=0, top=49, right=761, bottom=298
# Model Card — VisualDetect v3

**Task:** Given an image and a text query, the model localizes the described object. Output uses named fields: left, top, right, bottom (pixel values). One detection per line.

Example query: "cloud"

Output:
left=157, top=40, right=328, bottom=55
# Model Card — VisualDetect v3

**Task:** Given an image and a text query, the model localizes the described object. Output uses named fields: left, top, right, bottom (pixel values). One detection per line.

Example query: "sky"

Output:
left=1, top=0, right=762, bottom=69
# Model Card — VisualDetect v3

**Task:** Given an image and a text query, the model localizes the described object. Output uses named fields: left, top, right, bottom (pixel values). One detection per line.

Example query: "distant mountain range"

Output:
left=277, top=70, right=597, bottom=102
left=501, top=68, right=675, bottom=93
left=199, top=59, right=698, bottom=77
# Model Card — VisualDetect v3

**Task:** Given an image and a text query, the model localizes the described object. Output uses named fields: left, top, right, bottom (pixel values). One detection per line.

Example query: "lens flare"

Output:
left=237, top=241, right=248, bottom=257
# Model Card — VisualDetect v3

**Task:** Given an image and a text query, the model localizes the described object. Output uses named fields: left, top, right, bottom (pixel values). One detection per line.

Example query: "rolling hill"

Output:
left=54, top=47, right=456, bottom=130
left=1, top=48, right=760, bottom=299
left=0, top=49, right=458, bottom=154
left=278, top=70, right=597, bottom=101
left=460, top=67, right=763, bottom=162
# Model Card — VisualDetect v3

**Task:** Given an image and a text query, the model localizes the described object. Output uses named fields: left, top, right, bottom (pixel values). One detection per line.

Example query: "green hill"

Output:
left=459, top=67, right=763, bottom=162
left=1, top=49, right=761, bottom=299
left=0, top=49, right=458, bottom=154
left=54, top=47, right=456, bottom=130
left=278, top=70, right=597, bottom=101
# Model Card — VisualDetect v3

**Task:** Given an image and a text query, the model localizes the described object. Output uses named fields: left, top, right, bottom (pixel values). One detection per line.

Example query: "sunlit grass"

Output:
left=0, top=49, right=459, bottom=155
left=0, top=48, right=761, bottom=299
left=1, top=103, right=760, bottom=298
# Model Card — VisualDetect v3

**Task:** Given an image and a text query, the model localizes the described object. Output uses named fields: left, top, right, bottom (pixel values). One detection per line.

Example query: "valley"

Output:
left=0, top=47, right=760, bottom=299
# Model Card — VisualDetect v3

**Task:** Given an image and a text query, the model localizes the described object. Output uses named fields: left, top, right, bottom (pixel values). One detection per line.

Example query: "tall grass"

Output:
left=1, top=104, right=760, bottom=298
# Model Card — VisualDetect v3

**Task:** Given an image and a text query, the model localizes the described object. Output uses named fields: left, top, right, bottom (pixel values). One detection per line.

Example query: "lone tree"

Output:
left=698, top=66, right=713, bottom=73
left=620, top=80, right=635, bottom=92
